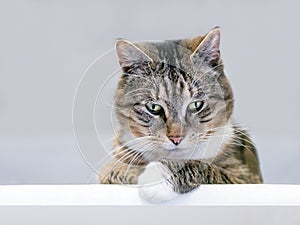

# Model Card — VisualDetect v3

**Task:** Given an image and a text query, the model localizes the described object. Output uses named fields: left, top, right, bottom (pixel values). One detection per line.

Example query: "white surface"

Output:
left=1, top=185, right=300, bottom=225
left=0, top=184, right=300, bottom=206
left=1, top=206, right=299, bottom=225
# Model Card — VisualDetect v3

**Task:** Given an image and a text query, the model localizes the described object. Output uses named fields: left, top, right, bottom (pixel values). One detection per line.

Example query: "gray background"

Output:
left=0, top=0, right=299, bottom=184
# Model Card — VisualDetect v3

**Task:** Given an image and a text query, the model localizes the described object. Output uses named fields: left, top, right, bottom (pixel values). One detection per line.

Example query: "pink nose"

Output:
left=168, top=136, right=184, bottom=145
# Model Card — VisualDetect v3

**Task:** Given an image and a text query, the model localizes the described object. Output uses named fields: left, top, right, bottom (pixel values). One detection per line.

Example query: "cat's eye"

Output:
left=187, top=101, right=204, bottom=113
left=145, top=102, right=162, bottom=115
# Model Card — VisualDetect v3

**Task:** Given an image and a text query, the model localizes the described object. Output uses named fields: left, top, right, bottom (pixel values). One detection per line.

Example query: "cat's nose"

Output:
left=168, top=136, right=185, bottom=145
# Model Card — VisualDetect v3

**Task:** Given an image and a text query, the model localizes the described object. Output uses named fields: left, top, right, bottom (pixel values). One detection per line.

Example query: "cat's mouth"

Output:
left=163, top=146, right=189, bottom=153
left=162, top=143, right=189, bottom=151
left=155, top=140, right=215, bottom=160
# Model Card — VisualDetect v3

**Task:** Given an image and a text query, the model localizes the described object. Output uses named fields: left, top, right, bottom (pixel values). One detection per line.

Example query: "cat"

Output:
left=99, top=27, right=263, bottom=203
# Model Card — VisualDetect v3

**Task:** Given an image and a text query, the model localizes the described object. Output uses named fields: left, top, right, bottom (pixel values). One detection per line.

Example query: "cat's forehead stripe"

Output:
left=154, top=41, right=186, bottom=70
left=155, top=70, right=192, bottom=116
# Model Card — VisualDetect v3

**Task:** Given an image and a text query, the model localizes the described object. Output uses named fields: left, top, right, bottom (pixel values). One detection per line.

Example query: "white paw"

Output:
left=138, top=162, right=179, bottom=203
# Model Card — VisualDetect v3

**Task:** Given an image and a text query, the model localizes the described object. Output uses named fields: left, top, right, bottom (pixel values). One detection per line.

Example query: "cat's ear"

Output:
left=115, top=39, right=153, bottom=70
left=190, top=27, right=221, bottom=68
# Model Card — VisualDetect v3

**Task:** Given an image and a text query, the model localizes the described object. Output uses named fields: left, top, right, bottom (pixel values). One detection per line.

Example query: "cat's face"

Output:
left=114, top=28, right=234, bottom=161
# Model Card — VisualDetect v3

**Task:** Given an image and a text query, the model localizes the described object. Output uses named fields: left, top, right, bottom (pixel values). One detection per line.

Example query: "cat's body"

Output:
left=99, top=27, right=263, bottom=202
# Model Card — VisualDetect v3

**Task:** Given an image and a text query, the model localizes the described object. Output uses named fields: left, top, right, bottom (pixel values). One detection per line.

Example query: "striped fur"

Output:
left=99, top=28, right=263, bottom=197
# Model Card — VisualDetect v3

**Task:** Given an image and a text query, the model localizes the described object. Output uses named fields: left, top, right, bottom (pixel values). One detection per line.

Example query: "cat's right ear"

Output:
left=190, top=27, right=221, bottom=68
left=115, top=39, right=153, bottom=70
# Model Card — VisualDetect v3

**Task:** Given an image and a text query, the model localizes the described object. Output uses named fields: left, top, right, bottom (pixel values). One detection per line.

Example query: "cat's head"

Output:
left=114, top=27, right=234, bottom=161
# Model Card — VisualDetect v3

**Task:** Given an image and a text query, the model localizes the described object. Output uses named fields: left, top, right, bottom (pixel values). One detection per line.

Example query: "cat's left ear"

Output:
left=115, top=39, right=153, bottom=70
left=190, top=27, right=221, bottom=68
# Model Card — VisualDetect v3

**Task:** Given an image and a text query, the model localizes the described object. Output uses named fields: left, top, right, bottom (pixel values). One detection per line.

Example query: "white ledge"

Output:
left=0, top=184, right=300, bottom=206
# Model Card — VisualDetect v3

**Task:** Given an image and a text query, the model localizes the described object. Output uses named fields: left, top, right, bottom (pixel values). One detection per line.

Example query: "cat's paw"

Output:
left=138, top=162, right=179, bottom=203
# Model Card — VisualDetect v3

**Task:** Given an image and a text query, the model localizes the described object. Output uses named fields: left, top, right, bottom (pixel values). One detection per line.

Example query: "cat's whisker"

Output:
left=147, top=64, right=161, bottom=88
left=101, top=137, right=153, bottom=167
left=122, top=143, right=157, bottom=181
left=198, top=132, right=259, bottom=163
left=100, top=140, right=153, bottom=180
left=124, top=139, right=160, bottom=153
left=232, top=128, right=253, bottom=139
left=141, top=147, right=157, bottom=164
left=115, top=136, right=153, bottom=147
left=100, top=151, right=135, bottom=180
left=105, top=103, right=122, bottom=111
left=88, top=138, right=130, bottom=174
left=114, top=136, right=162, bottom=158
left=191, top=83, right=230, bottom=94
left=116, top=142, right=159, bottom=183
left=205, top=140, right=260, bottom=171
left=123, top=87, right=153, bottom=97
left=135, top=150, right=151, bottom=166
left=192, top=64, right=224, bottom=86
left=192, top=65, right=216, bottom=85
left=121, top=152, right=143, bottom=183
left=205, top=133, right=255, bottom=147
left=124, top=73, right=156, bottom=87
left=188, top=125, right=231, bottom=140
left=123, top=93, right=152, bottom=100
left=191, top=57, right=206, bottom=78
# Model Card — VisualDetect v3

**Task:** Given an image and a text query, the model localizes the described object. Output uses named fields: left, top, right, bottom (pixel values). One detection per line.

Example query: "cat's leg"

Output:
left=99, top=160, right=145, bottom=184
left=137, top=160, right=238, bottom=203
left=138, top=162, right=180, bottom=203
left=161, top=160, right=262, bottom=194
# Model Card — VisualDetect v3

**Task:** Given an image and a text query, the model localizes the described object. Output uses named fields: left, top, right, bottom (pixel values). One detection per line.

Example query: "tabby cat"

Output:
left=99, top=27, right=263, bottom=202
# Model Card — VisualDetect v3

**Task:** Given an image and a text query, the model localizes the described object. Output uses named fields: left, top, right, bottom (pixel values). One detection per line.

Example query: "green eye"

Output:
left=188, top=101, right=204, bottom=113
left=145, top=102, right=162, bottom=115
